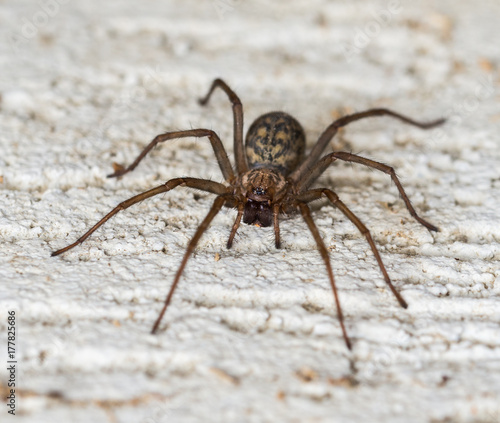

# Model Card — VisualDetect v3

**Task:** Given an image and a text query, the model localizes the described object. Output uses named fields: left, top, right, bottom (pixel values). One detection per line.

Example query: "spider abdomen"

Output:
left=245, top=111, right=305, bottom=175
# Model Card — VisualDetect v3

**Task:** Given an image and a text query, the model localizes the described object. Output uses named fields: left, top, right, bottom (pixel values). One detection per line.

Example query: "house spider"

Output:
left=52, top=78, right=444, bottom=350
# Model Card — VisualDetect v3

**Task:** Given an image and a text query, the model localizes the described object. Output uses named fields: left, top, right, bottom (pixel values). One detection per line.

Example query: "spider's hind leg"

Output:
left=198, top=78, right=248, bottom=174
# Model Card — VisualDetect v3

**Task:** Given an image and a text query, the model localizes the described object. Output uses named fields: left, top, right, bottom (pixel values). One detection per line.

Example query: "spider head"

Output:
left=241, top=168, right=286, bottom=227
left=242, top=168, right=286, bottom=201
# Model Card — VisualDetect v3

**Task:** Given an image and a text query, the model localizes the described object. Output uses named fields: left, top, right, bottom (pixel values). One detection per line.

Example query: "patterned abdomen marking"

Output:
left=245, top=112, right=306, bottom=176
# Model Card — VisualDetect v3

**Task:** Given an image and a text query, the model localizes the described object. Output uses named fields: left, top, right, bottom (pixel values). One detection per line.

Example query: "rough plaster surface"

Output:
left=1, top=1, right=499, bottom=422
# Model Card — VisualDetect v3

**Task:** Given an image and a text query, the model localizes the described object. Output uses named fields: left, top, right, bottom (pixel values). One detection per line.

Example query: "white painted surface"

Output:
left=1, top=1, right=499, bottom=422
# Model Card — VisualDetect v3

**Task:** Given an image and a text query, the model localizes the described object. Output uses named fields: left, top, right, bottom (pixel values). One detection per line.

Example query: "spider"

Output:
left=52, top=78, right=445, bottom=350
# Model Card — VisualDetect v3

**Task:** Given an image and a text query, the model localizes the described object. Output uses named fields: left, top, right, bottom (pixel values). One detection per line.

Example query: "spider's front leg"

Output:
left=51, top=178, right=228, bottom=256
left=151, top=194, right=228, bottom=334
left=297, top=188, right=408, bottom=309
left=297, top=201, right=352, bottom=350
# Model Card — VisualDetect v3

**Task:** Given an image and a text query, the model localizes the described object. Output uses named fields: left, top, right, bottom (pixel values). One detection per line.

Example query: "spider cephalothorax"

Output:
left=241, top=167, right=287, bottom=202
left=240, top=167, right=286, bottom=228
left=53, top=78, right=444, bottom=350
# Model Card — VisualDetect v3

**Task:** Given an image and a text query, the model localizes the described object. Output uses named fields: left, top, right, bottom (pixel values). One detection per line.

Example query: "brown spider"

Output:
left=52, top=78, right=444, bottom=350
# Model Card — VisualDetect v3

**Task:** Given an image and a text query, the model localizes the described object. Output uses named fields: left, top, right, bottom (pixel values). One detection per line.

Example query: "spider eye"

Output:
left=253, top=187, right=265, bottom=196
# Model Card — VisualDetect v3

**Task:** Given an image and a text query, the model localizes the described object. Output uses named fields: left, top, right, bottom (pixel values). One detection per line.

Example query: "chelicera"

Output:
left=52, top=78, right=444, bottom=350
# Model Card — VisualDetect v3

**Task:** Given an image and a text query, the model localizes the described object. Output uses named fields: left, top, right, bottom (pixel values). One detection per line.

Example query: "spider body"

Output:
left=245, top=111, right=305, bottom=175
left=52, top=78, right=445, bottom=350
left=241, top=112, right=304, bottom=227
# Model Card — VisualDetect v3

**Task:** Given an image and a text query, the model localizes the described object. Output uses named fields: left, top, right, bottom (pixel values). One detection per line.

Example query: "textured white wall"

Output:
left=1, top=1, right=499, bottom=422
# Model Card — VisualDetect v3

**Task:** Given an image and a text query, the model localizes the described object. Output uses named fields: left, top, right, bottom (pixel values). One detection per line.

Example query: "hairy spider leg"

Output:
left=51, top=178, right=228, bottom=256
left=298, top=202, right=352, bottom=350
left=107, top=129, right=235, bottom=182
left=299, top=152, right=438, bottom=232
left=290, top=108, right=445, bottom=183
left=198, top=78, right=249, bottom=174
left=151, top=195, right=227, bottom=334
left=297, top=188, right=408, bottom=309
